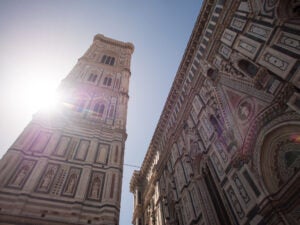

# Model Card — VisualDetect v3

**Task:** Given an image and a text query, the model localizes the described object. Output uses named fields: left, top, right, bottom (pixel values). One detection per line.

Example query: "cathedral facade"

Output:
left=130, top=0, right=299, bottom=225
left=0, top=34, right=134, bottom=225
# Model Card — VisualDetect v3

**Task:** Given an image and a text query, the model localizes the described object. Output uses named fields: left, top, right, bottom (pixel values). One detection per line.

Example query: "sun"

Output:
left=17, top=77, right=61, bottom=114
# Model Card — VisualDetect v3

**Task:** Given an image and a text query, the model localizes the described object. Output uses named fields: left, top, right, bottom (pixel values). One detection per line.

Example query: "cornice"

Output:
left=93, top=34, right=134, bottom=53
left=136, top=0, right=216, bottom=182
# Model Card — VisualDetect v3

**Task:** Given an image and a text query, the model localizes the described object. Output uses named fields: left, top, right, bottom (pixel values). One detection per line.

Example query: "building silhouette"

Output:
left=0, top=34, right=134, bottom=225
left=130, top=0, right=300, bottom=225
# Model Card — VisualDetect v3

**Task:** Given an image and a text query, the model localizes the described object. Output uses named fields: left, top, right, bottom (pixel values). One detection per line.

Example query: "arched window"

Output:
left=88, top=73, right=97, bottom=82
left=94, top=103, right=105, bottom=117
left=238, top=59, right=258, bottom=77
left=101, top=55, right=115, bottom=66
left=103, top=77, right=112, bottom=86
left=107, top=78, right=112, bottom=86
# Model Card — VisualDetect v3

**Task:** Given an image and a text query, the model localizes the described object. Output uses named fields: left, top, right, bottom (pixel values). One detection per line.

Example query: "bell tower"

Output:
left=0, top=34, right=134, bottom=225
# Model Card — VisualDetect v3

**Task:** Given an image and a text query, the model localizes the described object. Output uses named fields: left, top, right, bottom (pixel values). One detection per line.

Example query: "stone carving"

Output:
left=91, top=177, right=101, bottom=199
left=87, top=171, right=105, bottom=200
left=38, top=164, right=59, bottom=192
left=8, top=159, right=36, bottom=188
left=65, top=174, right=76, bottom=193
left=62, top=167, right=81, bottom=196
left=13, top=167, right=28, bottom=186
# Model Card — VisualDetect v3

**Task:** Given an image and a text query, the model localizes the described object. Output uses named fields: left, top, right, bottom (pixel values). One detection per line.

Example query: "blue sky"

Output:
left=0, top=0, right=202, bottom=223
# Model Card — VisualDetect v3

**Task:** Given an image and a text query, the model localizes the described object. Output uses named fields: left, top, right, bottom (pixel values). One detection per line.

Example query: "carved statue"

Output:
left=91, top=178, right=101, bottom=198
left=13, top=166, right=28, bottom=186
left=66, top=174, right=77, bottom=193
left=40, top=169, right=54, bottom=189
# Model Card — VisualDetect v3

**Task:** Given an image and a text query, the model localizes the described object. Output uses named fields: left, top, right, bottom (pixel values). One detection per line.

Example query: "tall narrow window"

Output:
left=103, top=77, right=108, bottom=85
left=114, top=146, right=119, bottom=163
left=93, top=103, right=105, bottom=117
left=103, top=77, right=112, bottom=86
left=88, top=73, right=97, bottom=82
left=107, top=78, right=112, bottom=86
left=109, top=105, right=114, bottom=118
left=101, top=55, right=115, bottom=66
left=110, top=174, right=115, bottom=198
left=101, top=55, right=107, bottom=63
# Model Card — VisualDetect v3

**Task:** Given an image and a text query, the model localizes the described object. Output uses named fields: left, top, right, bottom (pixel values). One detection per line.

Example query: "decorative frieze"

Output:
left=233, top=35, right=261, bottom=59
left=258, top=47, right=297, bottom=79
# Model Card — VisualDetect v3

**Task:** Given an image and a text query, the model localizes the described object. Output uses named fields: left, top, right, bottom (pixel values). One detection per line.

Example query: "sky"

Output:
left=0, top=0, right=202, bottom=224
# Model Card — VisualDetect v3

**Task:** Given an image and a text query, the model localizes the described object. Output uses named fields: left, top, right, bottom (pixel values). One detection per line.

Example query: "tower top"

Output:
left=93, top=34, right=134, bottom=52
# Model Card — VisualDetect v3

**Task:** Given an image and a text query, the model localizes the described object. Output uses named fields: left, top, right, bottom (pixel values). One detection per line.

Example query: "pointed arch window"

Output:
left=103, top=77, right=112, bottom=86
left=94, top=103, right=105, bottom=117
left=88, top=73, right=97, bottom=82
left=101, top=55, right=115, bottom=66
